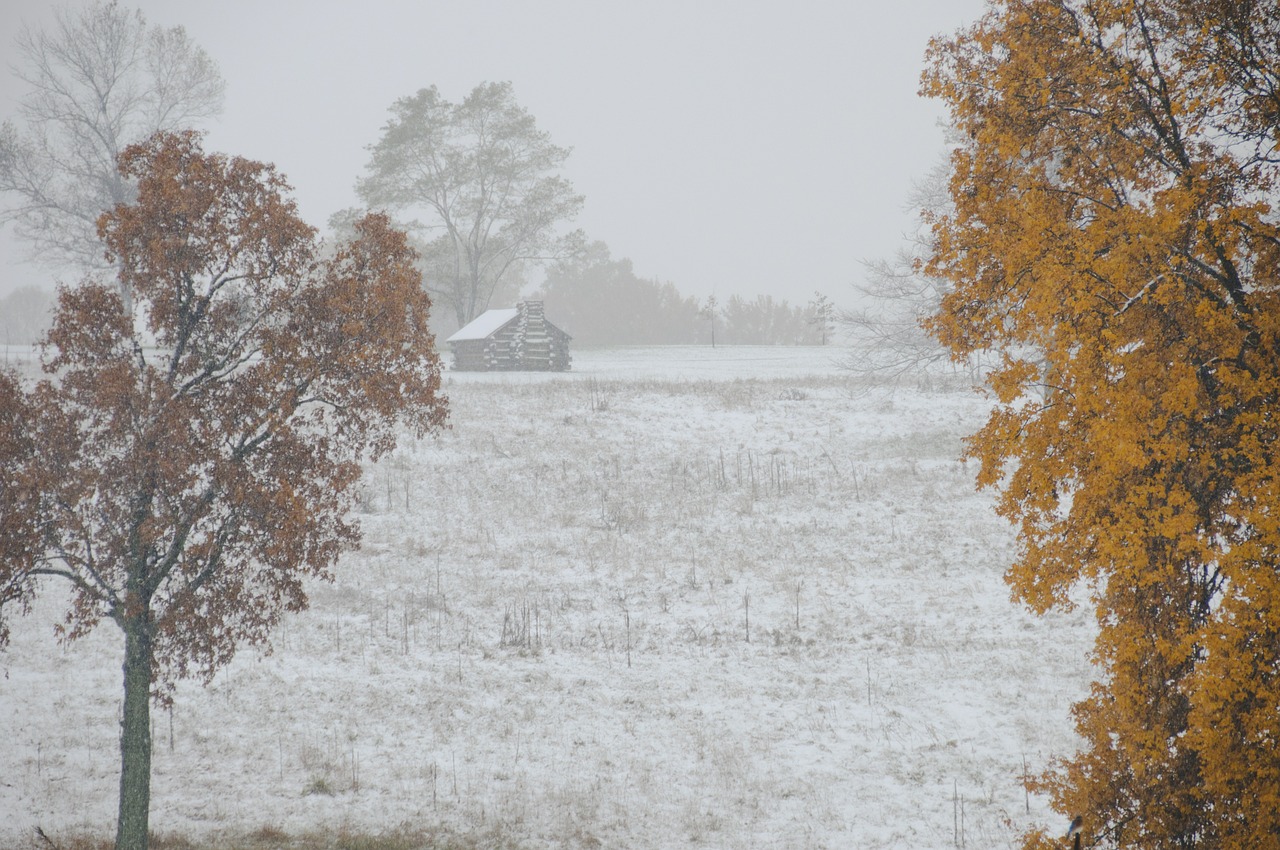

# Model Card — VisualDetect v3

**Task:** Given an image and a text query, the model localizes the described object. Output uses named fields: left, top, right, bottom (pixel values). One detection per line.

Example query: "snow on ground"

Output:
left=0, top=346, right=1095, bottom=849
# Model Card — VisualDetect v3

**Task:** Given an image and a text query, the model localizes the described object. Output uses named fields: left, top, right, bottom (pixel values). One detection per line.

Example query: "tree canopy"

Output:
left=0, top=130, right=448, bottom=850
left=924, top=2, right=1280, bottom=847
left=357, top=81, right=584, bottom=329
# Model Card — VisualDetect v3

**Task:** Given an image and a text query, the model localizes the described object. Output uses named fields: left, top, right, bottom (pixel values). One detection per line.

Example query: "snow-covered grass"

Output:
left=0, top=346, right=1094, bottom=849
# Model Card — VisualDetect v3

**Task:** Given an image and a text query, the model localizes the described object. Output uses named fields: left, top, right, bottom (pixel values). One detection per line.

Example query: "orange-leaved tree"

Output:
left=0, top=130, right=449, bottom=850
left=922, top=2, right=1280, bottom=848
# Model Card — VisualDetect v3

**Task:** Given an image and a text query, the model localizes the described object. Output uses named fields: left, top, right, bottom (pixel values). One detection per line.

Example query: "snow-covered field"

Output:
left=0, top=346, right=1094, bottom=849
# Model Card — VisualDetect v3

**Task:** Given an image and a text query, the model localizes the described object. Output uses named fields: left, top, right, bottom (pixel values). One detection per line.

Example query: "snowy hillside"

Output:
left=0, top=346, right=1094, bottom=849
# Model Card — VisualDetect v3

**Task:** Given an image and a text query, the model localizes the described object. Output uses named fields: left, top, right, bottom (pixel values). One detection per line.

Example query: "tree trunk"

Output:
left=115, top=618, right=153, bottom=850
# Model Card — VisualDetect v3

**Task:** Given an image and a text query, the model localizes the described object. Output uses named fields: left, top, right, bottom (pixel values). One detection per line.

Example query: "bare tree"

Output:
left=843, top=255, right=954, bottom=381
left=842, top=156, right=985, bottom=385
left=0, top=1, right=224, bottom=280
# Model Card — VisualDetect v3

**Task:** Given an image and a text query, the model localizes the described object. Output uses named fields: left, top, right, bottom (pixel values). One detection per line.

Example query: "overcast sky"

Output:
left=0, top=0, right=987, bottom=305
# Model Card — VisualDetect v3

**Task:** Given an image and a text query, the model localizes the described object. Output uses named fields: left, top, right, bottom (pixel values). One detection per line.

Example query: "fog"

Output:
left=0, top=0, right=986, bottom=304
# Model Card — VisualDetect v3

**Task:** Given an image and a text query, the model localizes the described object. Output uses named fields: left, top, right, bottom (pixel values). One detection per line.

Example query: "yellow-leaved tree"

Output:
left=922, top=2, right=1280, bottom=848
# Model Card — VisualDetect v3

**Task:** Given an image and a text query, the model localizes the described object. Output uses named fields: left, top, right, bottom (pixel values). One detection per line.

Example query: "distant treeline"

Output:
left=532, top=242, right=832, bottom=347
left=3, top=243, right=834, bottom=351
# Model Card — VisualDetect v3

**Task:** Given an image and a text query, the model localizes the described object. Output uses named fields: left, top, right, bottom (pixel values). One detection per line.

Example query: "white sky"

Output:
left=0, top=0, right=986, bottom=305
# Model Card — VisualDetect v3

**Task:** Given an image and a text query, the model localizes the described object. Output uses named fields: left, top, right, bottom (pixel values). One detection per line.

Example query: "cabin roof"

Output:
left=446, top=308, right=519, bottom=342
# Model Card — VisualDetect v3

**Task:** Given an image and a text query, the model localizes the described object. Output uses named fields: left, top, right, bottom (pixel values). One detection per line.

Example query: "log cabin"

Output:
left=445, top=301, right=572, bottom=371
